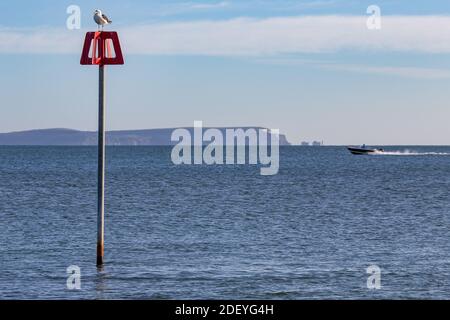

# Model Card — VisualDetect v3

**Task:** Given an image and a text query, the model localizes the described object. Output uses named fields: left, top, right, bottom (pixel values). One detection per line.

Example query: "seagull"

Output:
left=93, top=9, right=112, bottom=30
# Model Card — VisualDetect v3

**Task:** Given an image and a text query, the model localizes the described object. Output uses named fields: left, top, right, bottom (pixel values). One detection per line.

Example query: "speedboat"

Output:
left=347, top=145, right=384, bottom=155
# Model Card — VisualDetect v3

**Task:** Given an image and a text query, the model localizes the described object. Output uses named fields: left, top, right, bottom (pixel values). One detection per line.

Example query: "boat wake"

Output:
left=371, top=149, right=450, bottom=156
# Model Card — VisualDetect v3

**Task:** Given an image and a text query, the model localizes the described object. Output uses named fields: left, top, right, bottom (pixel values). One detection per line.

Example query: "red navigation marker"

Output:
left=80, top=31, right=124, bottom=65
left=81, top=31, right=124, bottom=266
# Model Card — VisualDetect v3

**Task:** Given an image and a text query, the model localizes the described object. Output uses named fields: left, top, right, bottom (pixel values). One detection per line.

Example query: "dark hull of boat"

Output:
left=347, top=147, right=378, bottom=155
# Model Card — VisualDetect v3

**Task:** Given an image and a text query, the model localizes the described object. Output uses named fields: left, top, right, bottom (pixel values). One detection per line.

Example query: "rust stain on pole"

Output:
left=97, top=64, right=105, bottom=266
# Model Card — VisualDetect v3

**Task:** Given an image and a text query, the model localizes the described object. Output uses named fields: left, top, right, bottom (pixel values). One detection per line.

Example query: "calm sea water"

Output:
left=1, top=146, right=450, bottom=299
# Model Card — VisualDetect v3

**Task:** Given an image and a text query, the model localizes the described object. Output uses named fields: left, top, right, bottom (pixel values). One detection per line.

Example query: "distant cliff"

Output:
left=0, top=128, right=291, bottom=146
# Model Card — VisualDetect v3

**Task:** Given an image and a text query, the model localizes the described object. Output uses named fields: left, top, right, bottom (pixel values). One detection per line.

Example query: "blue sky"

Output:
left=1, top=0, right=450, bottom=144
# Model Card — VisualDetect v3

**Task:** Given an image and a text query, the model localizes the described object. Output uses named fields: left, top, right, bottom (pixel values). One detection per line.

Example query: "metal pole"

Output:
left=97, top=64, right=105, bottom=266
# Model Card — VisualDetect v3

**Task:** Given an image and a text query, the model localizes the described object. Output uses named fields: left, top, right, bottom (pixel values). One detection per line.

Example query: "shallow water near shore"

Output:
left=1, top=146, right=450, bottom=299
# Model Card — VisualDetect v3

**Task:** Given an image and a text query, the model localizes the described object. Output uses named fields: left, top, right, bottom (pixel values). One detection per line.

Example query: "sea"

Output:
left=1, top=146, right=450, bottom=299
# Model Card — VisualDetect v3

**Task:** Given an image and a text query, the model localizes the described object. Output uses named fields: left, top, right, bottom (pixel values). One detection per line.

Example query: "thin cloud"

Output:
left=285, top=0, right=338, bottom=9
left=322, top=64, right=450, bottom=79
left=236, top=0, right=338, bottom=11
left=1, top=15, right=450, bottom=55
left=146, top=1, right=231, bottom=17
left=255, top=57, right=450, bottom=79
left=190, top=1, right=230, bottom=9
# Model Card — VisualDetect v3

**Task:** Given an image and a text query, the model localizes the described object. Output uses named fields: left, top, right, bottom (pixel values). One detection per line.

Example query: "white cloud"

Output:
left=0, top=28, right=81, bottom=54
left=119, top=15, right=450, bottom=55
left=1, top=15, right=450, bottom=55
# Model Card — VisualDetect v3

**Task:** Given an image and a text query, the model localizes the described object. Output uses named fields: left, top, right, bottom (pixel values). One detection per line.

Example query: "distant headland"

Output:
left=0, top=128, right=292, bottom=146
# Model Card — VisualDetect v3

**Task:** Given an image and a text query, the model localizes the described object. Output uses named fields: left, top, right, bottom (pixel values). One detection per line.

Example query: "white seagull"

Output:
left=93, top=9, right=112, bottom=30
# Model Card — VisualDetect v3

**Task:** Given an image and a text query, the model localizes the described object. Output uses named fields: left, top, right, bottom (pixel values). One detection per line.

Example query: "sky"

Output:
left=1, top=0, right=450, bottom=145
